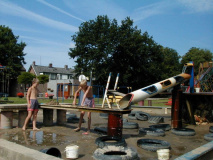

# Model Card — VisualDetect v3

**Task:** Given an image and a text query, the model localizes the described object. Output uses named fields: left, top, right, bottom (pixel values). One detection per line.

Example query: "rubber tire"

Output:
left=135, top=112, right=149, bottom=121
left=171, top=128, right=196, bottom=136
left=204, top=133, right=213, bottom=141
left=139, top=128, right=165, bottom=137
left=209, top=126, right=213, bottom=133
left=128, top=111, right=140, bottom=120
left=93, top=146, right=140, bottom=160
left=149, top=124, right=171, bottom=131
left=95, top=136, right=127, bottom=148
left=123, top=122, right=139, bottom=129
left=137, top=139, right=170, bottom=152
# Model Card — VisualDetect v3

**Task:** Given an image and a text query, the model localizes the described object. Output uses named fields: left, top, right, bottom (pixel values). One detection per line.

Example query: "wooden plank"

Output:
left=40, top=104, right=132, bottom=114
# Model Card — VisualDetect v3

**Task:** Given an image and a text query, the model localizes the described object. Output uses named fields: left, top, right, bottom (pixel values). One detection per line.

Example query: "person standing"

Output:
left=73, top=79, right=94, bottom=135
left=22, top=78, right=40, bottom=131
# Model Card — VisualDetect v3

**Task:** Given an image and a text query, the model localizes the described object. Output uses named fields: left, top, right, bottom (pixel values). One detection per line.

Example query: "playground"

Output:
left=0, top=61, right=213, bottom=159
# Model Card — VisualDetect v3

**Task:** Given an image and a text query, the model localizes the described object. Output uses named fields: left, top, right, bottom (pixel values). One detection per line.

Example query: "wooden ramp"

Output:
left=40, top=104, right=132, bottom=114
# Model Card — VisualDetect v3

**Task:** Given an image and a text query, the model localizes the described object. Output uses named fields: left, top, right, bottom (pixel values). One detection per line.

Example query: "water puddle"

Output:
left=1, top=130, right=73, bottom=146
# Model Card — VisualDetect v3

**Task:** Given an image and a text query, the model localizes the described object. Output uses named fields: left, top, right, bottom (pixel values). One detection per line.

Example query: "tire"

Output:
left=209, top=126, right=213, bottom=133
left=67, top=117, right=85, bottom=123
left=139, top=128, right=165, bottom=137
left=137, top=139, right=170, bottom=152
left=123, top=122, right=139, bottom=129
left=122, top=118, right=128, bottom=123
left=128, top=111, right=139, bottom=120
left=135, top=112, right=149, bottom=121
left=204, top=133, right=213, bottom=141
left=171, top=128, right=196, bottom=136
left=95, top=136, right=127, bottom=148
left=66, top=113, right=77, bottom=119
left=149, top=124, right=171, bottom=131
left=93, top=146, right=140, bottom=160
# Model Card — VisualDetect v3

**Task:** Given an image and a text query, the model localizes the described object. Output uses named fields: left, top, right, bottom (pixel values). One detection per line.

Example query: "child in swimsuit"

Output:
left=73, top=79, right=95, bottom=135
left=22, top=78, right=40, bottom=131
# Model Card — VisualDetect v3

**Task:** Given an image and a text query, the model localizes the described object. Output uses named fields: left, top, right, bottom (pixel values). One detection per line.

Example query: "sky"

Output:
left=0, top=0, right=213, bottom=71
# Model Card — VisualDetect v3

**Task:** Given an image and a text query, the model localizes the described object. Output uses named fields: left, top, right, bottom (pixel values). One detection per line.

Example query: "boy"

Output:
left=22, top=78, right=40, bottom=131
left=73, top=79, right=94, bottom=135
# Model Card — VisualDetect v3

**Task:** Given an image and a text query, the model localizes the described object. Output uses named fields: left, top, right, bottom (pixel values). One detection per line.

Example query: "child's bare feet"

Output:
left=22, top=127, right=26, bottom=131
left=74, top=128, right=80, bottom=132
left=82, top=131, right=90, bottom=135
left=33, top=128, right=40, bottom=131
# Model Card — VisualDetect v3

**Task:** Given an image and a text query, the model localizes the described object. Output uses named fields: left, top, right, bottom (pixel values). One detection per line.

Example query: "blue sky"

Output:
left=0, top=0, right=213, bottom=71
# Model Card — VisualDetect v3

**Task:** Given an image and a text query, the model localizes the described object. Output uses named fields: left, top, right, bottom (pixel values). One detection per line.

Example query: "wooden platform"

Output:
left=40, top=104, right=132, bottom=114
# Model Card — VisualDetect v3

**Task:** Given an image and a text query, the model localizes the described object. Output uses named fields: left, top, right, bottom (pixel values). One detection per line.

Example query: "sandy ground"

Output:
left=0, top=108, right=212, bottom=160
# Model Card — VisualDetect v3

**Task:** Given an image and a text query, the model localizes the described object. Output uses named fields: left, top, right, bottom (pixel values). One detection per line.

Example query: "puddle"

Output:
left=1, top=130, right=73, bottom=146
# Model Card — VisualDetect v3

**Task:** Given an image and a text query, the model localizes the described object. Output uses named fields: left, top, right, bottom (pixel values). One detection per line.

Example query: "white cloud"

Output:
left=178, top=0, right=213, bottom=13
left=37, top=0, right=85, bottom=22
left=132, top=1, right=173, bottom=22
left=0, top=0, right=78, bottom=32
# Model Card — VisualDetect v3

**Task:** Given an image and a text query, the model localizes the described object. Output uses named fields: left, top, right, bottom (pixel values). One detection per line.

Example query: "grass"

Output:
left=1, top=97, right=170, bottom=107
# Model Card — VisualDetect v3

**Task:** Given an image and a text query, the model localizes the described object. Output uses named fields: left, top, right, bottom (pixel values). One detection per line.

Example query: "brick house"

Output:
left=28, top=61, right=79, bottom=98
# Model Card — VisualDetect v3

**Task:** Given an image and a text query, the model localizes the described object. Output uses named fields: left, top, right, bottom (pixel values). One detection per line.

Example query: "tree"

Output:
left=0, top=25, right=26, bottom=93
left=160, top=47, right=181, bottom=79
left=0, top=25, right=26, bottom=78
left=181, top=47, right=213, bottom=75
left=17, top=72, right=36, bottom=91
left=69, top=16, right=165, bottom=90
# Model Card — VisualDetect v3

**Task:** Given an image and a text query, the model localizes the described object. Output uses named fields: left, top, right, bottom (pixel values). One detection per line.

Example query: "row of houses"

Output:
left=28, top=61, right=79, bottom=98
left=0, top=61, right=80, bottom=98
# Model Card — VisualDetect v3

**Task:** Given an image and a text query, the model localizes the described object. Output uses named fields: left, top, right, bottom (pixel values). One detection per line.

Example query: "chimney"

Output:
left=64, top=65, right=68, bottom=70
left=49, top=63, right=53, bottom=68
left=33, top=61, right=36, bottom=65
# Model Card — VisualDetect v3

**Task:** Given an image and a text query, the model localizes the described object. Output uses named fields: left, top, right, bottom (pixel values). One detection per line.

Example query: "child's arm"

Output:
left=81, top=86, right=91, bottom=106
left=26, top=87, right=32, bottom=108
left=73, top=87, right=82, bottom=105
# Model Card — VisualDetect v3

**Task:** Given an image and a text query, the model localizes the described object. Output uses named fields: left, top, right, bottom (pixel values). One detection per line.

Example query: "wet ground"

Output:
left=0, top=108, right=212, bottom=160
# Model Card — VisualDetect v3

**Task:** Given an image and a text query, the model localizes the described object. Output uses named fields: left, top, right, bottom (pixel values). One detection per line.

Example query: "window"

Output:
left=62, top=74, right=68, bottom=80
left=142, top=85, right=158, bottom=95
left=160, top=80, right=172, bottom=89
left=50, top=74, right=56, bottom=80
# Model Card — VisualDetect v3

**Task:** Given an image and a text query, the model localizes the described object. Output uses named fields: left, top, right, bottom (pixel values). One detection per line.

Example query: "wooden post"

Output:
left=107, top=113, right=123, bottom=138
left=43, top=109, right=54, bottom=126
left=171, top=86, right=183, bottom=128
left=57, top=110, right=66, bottom=125
left=18, top=110, right=28, bottom=128
left=1, top=111, right=13, bottom=129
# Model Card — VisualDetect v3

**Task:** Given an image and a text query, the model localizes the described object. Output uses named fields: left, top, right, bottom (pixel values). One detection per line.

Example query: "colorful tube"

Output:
left=119, top=73, right=191, bottom=109
left=102, top=72, right=112, bottom=108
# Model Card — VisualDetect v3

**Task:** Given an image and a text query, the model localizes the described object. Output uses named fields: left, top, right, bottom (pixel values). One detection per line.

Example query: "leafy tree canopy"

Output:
left=181, top=47, right=213, bottom=75
left=0, top=25, right=26, bottom=78
left=17, top=72, right=36, bottom=85
left=160, top=47, right=181, bottom=79
left=37, top=75, right=49, bottom=84
left=68, top=15, right=168, bottom=90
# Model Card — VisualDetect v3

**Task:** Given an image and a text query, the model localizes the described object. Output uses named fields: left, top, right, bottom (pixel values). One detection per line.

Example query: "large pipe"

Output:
left=119, top=73, right=191, bottom=109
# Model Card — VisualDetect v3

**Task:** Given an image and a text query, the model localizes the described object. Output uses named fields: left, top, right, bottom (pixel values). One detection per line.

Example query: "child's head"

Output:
left=80, top=79, right=87, bottom=88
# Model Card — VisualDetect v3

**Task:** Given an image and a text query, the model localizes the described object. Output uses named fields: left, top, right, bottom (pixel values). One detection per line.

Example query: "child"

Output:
left=22, top=78, right=40, bottom=131
left=73, top=79, right=94, bottom=135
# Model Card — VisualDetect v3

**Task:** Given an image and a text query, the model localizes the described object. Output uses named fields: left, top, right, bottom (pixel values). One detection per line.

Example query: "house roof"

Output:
left=28, top=62, right=75, bottom=76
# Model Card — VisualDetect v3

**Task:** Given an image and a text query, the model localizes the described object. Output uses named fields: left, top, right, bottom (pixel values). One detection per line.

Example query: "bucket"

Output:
left=65, top=145, right=79, bottom=159
left=40, top=147, right=61, bottom=158
left=157, top=149, right=170, bottom=160
left=195, top=88, right=200, bottom=93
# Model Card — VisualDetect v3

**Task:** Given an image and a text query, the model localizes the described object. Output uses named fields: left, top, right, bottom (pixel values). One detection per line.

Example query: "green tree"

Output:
left=69, top=16, right=164, bottom=90
left=181, top=47, right=213, bottom=75
left=17, top=72, right=36, bottom=91
left=160, top=47, right=181, bottom=79
left=0, top=25, right=26, bottom=78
